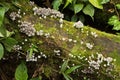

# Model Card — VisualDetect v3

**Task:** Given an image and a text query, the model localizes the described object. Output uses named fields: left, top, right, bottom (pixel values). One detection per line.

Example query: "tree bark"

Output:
left=1, top=1, right=120, bottom=80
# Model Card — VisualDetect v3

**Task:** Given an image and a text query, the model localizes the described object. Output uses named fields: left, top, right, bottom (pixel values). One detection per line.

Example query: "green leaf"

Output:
left=83, top=4, right=95, bottom=19
left=0, top=7, right=6, bottom=27
left=15, top=62, right=28, bottom=80
left=113, top=21, right=120, bottom=31
left=65, top=66, right=80, bottom=74
left=116, top=4, right=120, bottom=9
left=101, top=0, right=110, bottom=4
left=27, top=44, right=38, bottom=58
left=63, top=73, right=73, bottom=80
left=74, top=3, right=84, bottom=14
left=66, top=75, right=73, bottom=80
left=71, top=15, right=78, bottom=22
left=108, top=15, right=119, bottom=25
left=0, top=25, right=13, bottom=37
left=0, top=3, right=10, bottom=37
left=0, top=43, right=4, bottom=60
left=29, top=47, right=34, bottom=58
left=63, top=0, right=72, bottom=9
left=60, top=60, right=69, bottom=73
left=52, top=0, right=62, bottom=10
left=0, top=25, right=7, bottom=37
left=6, top=30, right=14, bottom=37
left=2, top=37, right=18, bottom=52
left=108, top=15, right=120, bottom=31
left=89, top=0, right=103, bottom=9
left=63, top=73, right=70, bottom=80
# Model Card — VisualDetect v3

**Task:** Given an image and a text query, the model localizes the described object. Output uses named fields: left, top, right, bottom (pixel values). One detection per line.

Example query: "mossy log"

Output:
left=1, top=1, right=120, bottom=80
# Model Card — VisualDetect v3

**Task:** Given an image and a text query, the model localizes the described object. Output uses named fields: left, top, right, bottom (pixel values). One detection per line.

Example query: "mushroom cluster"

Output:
left=33, top=7, right=64, bottom=19
left=18, top=21, right=36, bottom=37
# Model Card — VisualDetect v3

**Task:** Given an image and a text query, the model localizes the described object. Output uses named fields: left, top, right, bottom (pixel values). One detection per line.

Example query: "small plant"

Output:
left=0, top=5, right=17, bottom=60
left=15, top=62, right=28, bottom=80
left=116, top=4, right=120, bottom=9
left=15, top=62, right=42, bottom=80
left=52, top=0, right=110, bottom=22
left=108, top=3, right=120, bottom=32
left=0, top=6, right=8, bottom=60
left=27, top=43, right=38, bottom=58
left=26, top=43, right=39, bottom=62
left=108, top=15, right=120, bottom=31
left=60, top=59, right=80, bottom=80
left=0, top=43, right=4, bottom=60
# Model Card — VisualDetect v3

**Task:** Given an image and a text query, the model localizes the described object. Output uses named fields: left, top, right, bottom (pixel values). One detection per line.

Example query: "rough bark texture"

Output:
left=0, top=1, right=120, bottom=80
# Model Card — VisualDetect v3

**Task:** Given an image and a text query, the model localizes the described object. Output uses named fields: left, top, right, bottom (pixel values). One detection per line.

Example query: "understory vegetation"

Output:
left=0, top=0, right=120, bottom=80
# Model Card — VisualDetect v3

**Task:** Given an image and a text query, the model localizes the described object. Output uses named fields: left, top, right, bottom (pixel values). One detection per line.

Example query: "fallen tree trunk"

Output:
left=0, top=1, right=120, bottom=80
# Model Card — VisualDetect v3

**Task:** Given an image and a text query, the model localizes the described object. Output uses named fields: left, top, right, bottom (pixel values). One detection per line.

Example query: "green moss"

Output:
left=71, top=44, right=81, bottom=55
left=34, top=22, right=57, bottom=34
left=44, top=27, right=56, bottom=33
left=109, top=51, right=120, bottom=71
left=86, top=26, right=120, bottom=43
left=44, top=66, right=52, bottom=78
left=34, top=23, right=44, bottom=31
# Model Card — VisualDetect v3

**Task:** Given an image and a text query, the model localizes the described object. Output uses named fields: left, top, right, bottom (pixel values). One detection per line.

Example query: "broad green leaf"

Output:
left=2, top=37, right=18, bottom=52
left=65, top=66, right=80, bottom=74
left=108, top=15, right=119, bottom=25
left=108, top=15, right=120, bottom=31
left=71, top=15, right=78, bottom=22
left=15, top=62, right=28, bottom=80
left=0, top=43, right=4, bottom=60
left=63, top=0, right=72, bottom=9
left=89, top=0, right=103, bottom=9
left=74, top=3, right=84, bottom=14
left=52, top=0, right=62, bottom=10
left=101, top=0, right=110, bottom=4
left=83, top=4, right=95, bottom=19
left=0, top=3, right=9, bottom=37
left=60, top=60, right=69, bottom=73
left=116, top=4, right=120, bottom=9
left=0, top=7, right=6, bottom=27
left=0, top=25, right=7, bottom=37
left=113, top=21, right=120, bottom=31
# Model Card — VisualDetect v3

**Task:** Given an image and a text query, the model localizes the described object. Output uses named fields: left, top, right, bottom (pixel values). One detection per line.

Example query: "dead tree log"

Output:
left=1, top=1, right=120, bottom=80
